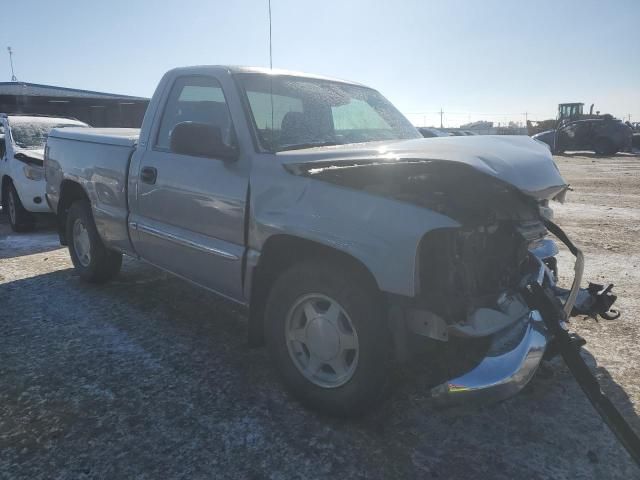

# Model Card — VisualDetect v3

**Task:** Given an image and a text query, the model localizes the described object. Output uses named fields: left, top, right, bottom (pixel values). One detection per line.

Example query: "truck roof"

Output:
left=166, top=65, right=367, bottom=87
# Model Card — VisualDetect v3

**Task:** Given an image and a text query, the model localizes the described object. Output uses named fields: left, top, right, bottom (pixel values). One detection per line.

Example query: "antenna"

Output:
left=7, top=46, right=17, bottom=81
left=268, top=0, right=273, bottom=69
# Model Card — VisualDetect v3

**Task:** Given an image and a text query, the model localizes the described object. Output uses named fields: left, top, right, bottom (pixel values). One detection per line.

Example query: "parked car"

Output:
left=438, top=129, right=478, bottom=137
left=0, top=114, right=88, bottom=231
left=417, top=127, right=450, bottom=137
left=45, top=66, right=606, bottom=415
left=533, top=117, right=632, bottom=155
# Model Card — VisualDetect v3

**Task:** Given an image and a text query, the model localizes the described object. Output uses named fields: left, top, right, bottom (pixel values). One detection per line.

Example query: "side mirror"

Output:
left=169, top=122, right=238, bottom=160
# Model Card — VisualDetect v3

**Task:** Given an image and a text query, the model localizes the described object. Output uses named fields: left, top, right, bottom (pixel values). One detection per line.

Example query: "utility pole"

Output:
left=439, top=108, right=444, bottom=128
left=523, top=111, right=528, bottom=125
left=7, top=46, right=17, bottom=81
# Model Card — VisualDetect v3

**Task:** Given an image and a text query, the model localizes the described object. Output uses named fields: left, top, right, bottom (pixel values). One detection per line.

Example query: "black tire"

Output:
left=265, top=260, right=391, bottom=416
left=4, top=182, right=35, bottom=232
left=594, top=137, right=615, bottom=156
left=66, top=200, right=122, bottom=283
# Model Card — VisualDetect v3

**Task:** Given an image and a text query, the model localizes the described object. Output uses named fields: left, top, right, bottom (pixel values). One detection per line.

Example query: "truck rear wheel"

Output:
left=265, top=260, right=390, bottom=416
left=4, top=182, right=35, bottom=232
left=66, top=200, right=122, bottom=283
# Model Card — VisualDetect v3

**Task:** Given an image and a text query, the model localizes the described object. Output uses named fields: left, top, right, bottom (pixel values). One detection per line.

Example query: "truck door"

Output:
left=130, top=74, right=248, bottom=302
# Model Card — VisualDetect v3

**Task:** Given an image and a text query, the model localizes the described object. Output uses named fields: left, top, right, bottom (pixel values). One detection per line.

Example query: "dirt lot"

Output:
left=1, top=154, right=639, bottom=479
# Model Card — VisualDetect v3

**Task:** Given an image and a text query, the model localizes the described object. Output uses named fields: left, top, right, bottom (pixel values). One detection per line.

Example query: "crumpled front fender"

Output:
left=250, top=170, right=460, bottom=297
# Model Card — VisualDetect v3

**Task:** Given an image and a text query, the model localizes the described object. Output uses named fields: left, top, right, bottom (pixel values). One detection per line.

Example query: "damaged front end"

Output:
left=290, top=157, right=619, bottom=406
left=402, top=171, right=619, bottom=406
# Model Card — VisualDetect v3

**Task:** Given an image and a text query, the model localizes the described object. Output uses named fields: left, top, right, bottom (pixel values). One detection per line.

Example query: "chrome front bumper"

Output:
left=431, top=237, right=584, bottom=406
left=431, top=311, right=548, bottom=405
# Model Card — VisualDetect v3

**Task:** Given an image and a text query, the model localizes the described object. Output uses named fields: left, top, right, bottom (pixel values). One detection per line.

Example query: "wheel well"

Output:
left=57, top=180, right=90, bottom=245
left=247, top=234, right=379, bottom=347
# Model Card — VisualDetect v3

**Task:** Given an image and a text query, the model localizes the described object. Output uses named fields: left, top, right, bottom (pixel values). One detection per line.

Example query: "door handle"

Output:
left=140, top=166, right=157, bottom=185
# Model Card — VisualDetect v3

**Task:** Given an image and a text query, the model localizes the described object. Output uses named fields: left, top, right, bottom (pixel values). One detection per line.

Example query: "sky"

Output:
left=1, top=0, right=638, bottom=127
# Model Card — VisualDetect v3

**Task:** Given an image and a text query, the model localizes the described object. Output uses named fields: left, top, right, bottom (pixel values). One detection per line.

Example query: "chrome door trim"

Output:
left=130, top=222, right=240, bottom=261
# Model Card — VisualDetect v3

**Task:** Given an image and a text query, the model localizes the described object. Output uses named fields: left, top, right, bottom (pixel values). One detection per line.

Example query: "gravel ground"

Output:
left=1, top=153, right=639, bottom=479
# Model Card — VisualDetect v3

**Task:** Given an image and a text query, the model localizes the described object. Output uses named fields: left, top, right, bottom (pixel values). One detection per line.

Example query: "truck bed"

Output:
left=52, top=127, right=140, bottom=146
left=46, top=127, right=140, bottom=254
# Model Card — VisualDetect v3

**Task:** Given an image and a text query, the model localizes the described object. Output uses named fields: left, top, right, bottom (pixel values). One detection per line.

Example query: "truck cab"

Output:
left=558, top=102, right=584, bottom=122
left=0, top=114, right=88, bottom=231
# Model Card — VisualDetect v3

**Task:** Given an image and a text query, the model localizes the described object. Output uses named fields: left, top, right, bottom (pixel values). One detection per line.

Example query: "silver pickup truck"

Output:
left=44, top=66, right=611, bottom=416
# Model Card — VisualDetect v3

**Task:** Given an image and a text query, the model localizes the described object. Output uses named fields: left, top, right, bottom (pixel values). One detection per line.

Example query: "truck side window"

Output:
left=155, top=76, right=233, bottom=151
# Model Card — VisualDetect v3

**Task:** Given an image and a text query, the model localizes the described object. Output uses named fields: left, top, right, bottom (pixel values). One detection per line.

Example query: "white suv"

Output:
left=0, top=114, right=88, bottom=231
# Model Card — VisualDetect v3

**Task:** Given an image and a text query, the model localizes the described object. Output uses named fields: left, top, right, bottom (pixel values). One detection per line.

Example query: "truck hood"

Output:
left=281, top=135, right=567, bottom=200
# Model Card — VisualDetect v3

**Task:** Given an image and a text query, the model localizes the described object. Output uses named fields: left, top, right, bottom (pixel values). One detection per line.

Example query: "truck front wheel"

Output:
left=265, top=260, right=391, bottom=416
left=66, top=200, right=122, bottom=283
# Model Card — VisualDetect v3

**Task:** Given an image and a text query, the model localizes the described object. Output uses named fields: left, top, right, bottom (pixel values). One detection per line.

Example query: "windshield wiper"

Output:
left=279, top=141, right=342, bottom=152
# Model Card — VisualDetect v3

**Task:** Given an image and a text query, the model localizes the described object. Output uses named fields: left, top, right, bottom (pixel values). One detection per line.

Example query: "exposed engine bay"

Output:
left=418, top=224, right=536, bottom=325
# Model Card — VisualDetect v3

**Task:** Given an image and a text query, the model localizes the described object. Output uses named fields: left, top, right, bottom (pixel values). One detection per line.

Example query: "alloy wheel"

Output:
left=285, top=293, right=359, bottom=388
